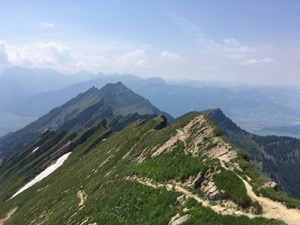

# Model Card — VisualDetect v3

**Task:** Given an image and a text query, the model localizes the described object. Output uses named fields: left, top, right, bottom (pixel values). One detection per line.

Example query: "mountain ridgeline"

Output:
left=2, top=67, right=300, bottom=139
left=205, top=109, right=300, bottom=199
left=1, top=111, right=300, bottom=224
left=0, top=82, right=173, bottom=164
left=1, top=82, right=300, bottom=224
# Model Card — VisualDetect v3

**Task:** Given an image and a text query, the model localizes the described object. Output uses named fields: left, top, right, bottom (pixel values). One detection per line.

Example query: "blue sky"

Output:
left=0, top=0, right=299, bottom=85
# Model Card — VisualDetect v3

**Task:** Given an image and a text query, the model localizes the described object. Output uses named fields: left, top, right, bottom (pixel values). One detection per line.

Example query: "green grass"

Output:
left=81, top=180, right=179, bottom=225
left=0, top=113, right=291, bottom=225
left=131, top=140, right=209, bottom=182
left=232, top=148, right=300, bottom=209
left=213, top=169, right=252, bottom=208
left=233, top=148, right=266, bottom=189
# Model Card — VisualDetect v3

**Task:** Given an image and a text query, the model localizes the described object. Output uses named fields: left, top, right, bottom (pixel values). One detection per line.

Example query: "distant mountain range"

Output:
left=0, top=82, right=172, bottom=164
left=1, top=66, right=300, bottom=138
left=0, top=67, right=74, bottom=112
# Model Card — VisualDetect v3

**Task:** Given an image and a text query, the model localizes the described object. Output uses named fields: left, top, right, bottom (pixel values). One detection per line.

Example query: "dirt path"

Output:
left=171, top=184, right=256, bottom=218
left=126, top=176, right=254, bottom=218
left=127, top=175, right=300, bottom=224
left=240, top=177, right=300, bottom=225
left=218, top=151, right=300, bottom=225
left=0, top=207, right=18, bottom=225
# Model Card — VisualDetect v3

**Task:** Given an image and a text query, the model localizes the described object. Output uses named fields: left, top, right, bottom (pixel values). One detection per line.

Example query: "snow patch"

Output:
left=11, top=152, right=71, bottom=198
left=32, top=147, right=39, bottom=153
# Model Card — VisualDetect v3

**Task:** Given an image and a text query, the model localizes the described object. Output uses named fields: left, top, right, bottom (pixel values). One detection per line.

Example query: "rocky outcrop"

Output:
left=200, top=171, right=224, bottom=200
left=262, top=181, right=278, bottom=191
left=183, top=170, right=225, bottom=201
left=154, top=115, right=168, bottom=130
left=168, top=214, right=190, bottom=225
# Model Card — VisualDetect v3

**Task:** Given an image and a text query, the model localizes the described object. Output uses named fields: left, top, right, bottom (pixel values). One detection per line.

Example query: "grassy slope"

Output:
left=206, top=109, right=300, bottom=203
left=0, top=113, right=287, bottom=225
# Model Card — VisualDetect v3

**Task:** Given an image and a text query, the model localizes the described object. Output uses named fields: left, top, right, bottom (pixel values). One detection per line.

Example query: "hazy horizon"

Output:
left=0, top=1, right=299, bottom=86
left=2, top=65, right=300, bottom=89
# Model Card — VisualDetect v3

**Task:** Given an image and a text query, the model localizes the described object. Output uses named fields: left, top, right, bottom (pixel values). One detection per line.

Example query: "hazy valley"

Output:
left=1, top=67, right=300, bottom=138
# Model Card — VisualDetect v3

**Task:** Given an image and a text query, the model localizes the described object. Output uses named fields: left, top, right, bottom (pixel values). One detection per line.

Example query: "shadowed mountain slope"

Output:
left=0, top=82, right=172, bottom=164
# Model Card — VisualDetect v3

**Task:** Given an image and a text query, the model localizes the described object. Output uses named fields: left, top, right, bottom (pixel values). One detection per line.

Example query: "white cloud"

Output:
left=36, top=42, right=73, bottom=65
left=4, top=41, right=76, bottom=72
left=38, top=22, right=55, bottom=28
left=241, top=57, right=274, bottom=66
left=0, top=40, right=9, bottom=65
left=223, top=38, right=239, bottom=46
left=0, top=40, right=153, bottom=74
left=160, top=51, right=185, bottom=62
left=115, top=50, right=148, bottom=67
left=168, top=13, right=200, bottom=35
left=198, top=36, right=254, bottom=60
left=74, top=54, right=111, bottom=72
left=0, top=38, right=282, bottom=85
left=198, top=37, right=221, bottom=50
left=224, top=45, right=255, bottom=59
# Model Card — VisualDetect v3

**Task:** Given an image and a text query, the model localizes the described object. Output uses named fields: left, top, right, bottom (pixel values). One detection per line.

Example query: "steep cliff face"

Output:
left=1, top=113, right=299, bottom=225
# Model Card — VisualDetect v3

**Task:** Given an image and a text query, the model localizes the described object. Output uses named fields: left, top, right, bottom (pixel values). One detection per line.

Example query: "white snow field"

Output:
left=11, top=152, right=71, bottom=198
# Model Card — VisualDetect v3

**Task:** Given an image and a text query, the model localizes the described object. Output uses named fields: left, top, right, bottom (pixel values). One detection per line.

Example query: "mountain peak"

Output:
left=97, top=82, right=129, bottom=95
left=0, top=83, right=173, bottom=163
left=102, top=81, right=127, bottom=89
left=203, top=108, right=244, bottom=134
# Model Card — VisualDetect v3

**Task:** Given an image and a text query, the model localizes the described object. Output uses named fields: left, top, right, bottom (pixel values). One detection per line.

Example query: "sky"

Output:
left=0, top=0, right=299, bottom=85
